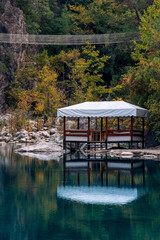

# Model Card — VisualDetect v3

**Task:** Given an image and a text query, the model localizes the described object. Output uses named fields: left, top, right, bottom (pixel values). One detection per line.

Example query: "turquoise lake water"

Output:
left=0, top=145, right=160, bottom=240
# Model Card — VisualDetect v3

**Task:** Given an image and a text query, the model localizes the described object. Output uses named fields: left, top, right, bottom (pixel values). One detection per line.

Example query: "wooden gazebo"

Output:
left=57, top=101, right=149, bottom=150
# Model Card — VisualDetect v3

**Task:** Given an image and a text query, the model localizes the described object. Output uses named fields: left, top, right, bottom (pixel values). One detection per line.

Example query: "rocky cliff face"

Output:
left=0, top=1, right=28, bottom=112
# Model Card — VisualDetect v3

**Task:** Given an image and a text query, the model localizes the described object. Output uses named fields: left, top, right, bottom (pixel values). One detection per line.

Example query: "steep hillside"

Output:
left=0, top=1, right=39, bottom=112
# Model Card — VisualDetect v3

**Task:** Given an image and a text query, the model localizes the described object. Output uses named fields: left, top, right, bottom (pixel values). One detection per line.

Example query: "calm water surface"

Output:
left=0, top=145, right=160, bottom=240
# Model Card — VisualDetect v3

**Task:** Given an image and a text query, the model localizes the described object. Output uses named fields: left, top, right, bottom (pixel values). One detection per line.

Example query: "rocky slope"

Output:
left=0, top=1, right=28, bottom=112
left=0, top=120, right=62, bottom=145
left=0, top=1, right=38, bottom=113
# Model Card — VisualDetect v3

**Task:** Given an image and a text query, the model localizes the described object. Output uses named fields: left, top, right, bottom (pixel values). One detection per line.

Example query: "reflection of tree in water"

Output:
left=0, top=149, right=160, bottom=240
left=0, top=145, right=63, bottom=239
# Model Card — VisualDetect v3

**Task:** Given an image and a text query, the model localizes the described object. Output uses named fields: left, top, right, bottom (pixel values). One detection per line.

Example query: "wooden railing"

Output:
left=64, top=129, right=143, bottom=142
left=65, top=130, right=88, bottom=137
left=107, top=130, right=143, bottom=136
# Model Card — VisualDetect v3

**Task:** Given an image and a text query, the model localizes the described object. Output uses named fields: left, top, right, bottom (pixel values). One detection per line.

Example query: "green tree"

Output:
left=51, top=44, right=109, bottom=104
left=38, top=0, right=55, bottom=34
left=72, top=44, right=109, bottom=102
left=67, top=0, right=139, bottom=34
left=10, top=53, right=65, bottom=119
left=35, top=66, right=65, bottom=117
left=16, top=0, right=40, bottom=34
left=121, top=0, right=160, bottom=140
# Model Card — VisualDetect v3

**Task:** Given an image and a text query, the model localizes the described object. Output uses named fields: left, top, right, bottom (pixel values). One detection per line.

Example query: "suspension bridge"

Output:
left=0, top=32, right=140, bottom=45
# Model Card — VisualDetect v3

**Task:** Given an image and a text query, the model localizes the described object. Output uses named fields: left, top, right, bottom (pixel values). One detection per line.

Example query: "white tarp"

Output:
left=57, top=186, right=140, bottom=205
left=57, top=101, right=149, bottom=118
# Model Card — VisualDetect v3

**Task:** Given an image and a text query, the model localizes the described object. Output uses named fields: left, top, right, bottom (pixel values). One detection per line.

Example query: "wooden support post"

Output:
left=130, top=116, right=133, bottom=149
left=101, top=118, right=103, bottom=130
left=105, top=117, right=108, bottom=149
left=63, top=116, right=66, bottom=150
left=77, top=117, right=80, bottom=149
left=95, top=118, right=98, bottom=143
left=118, top=117, right=120, bottom=148
left=95, top=118, right=98, bottom=130
left=101, top=118, right=103, bottom=145
left=77, top=117, right=80, bottom=129
left=88, top=117, right=90, bottom=150
left=142, top=117, right=145, bottom=149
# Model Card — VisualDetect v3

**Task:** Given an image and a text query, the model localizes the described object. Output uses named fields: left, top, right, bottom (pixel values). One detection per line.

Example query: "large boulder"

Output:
left=15, top=141, right=63, bottom=153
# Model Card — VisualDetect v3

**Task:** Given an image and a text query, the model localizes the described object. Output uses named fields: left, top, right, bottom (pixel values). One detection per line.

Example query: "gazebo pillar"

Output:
left=130, top=116, right=133, bottom=148
left=77, top=118, right=80, bottom=149
left=118, top=117, right=120, bottom=148
left=101, top=118, right=103, bottom=143
left=105, top=117, right=108, bottom=149
left=63, top=116, right=66, bottom=150
left=95, top=119, right=98, bottom=130
left=88, top=117, right=90, bottom=150
left=77, top=117, right=80, bottom=129
left=142, top=117, right=145, bottom=149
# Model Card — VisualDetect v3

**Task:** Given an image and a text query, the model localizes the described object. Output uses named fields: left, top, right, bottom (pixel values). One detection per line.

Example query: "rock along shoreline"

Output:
left=85, top=148, right=160, bottom=161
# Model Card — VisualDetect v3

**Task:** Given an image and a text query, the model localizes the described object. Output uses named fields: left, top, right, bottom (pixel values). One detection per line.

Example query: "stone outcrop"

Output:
left=0, top=114, right=63, bottom=144
left=0, top=1, right=38, bottom=113
left=1, top=1, right=27, bottom=34
left=0, top=1, right=28, bottom=112
left=0, top=127, right=62, bottom=145
left=15, top=142, right=63, bottom=153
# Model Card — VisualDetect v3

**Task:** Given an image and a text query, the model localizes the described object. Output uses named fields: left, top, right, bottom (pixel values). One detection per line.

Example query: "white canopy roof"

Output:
left=57, top=186, right=146, bottom=205
left=57, top=101, right=148, bottom=118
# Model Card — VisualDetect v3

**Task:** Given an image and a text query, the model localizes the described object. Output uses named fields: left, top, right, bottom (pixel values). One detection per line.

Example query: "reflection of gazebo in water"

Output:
left=57, top=101, right=149, bottom=150
left=63, top=153, right=146, bottom=188
left=57, top=154, right=147, bottom=205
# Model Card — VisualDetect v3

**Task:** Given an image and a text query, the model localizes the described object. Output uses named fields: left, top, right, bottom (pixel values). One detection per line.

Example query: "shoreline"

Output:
left=85, top=148, right=160, bottom=160
left=0, top=140, right=160, bottom=161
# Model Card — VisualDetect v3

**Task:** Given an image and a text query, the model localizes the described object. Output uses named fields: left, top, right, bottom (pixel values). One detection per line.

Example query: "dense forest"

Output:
left=1, top=0, right=160, bottom=141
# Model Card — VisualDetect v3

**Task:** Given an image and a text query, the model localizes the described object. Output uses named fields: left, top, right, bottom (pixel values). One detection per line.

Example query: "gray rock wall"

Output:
left=0, top=1, right=37, bottom=112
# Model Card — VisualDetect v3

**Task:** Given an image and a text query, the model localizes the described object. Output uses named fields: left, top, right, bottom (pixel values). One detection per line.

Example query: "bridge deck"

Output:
left=0, top=32, right=140, bottom=45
